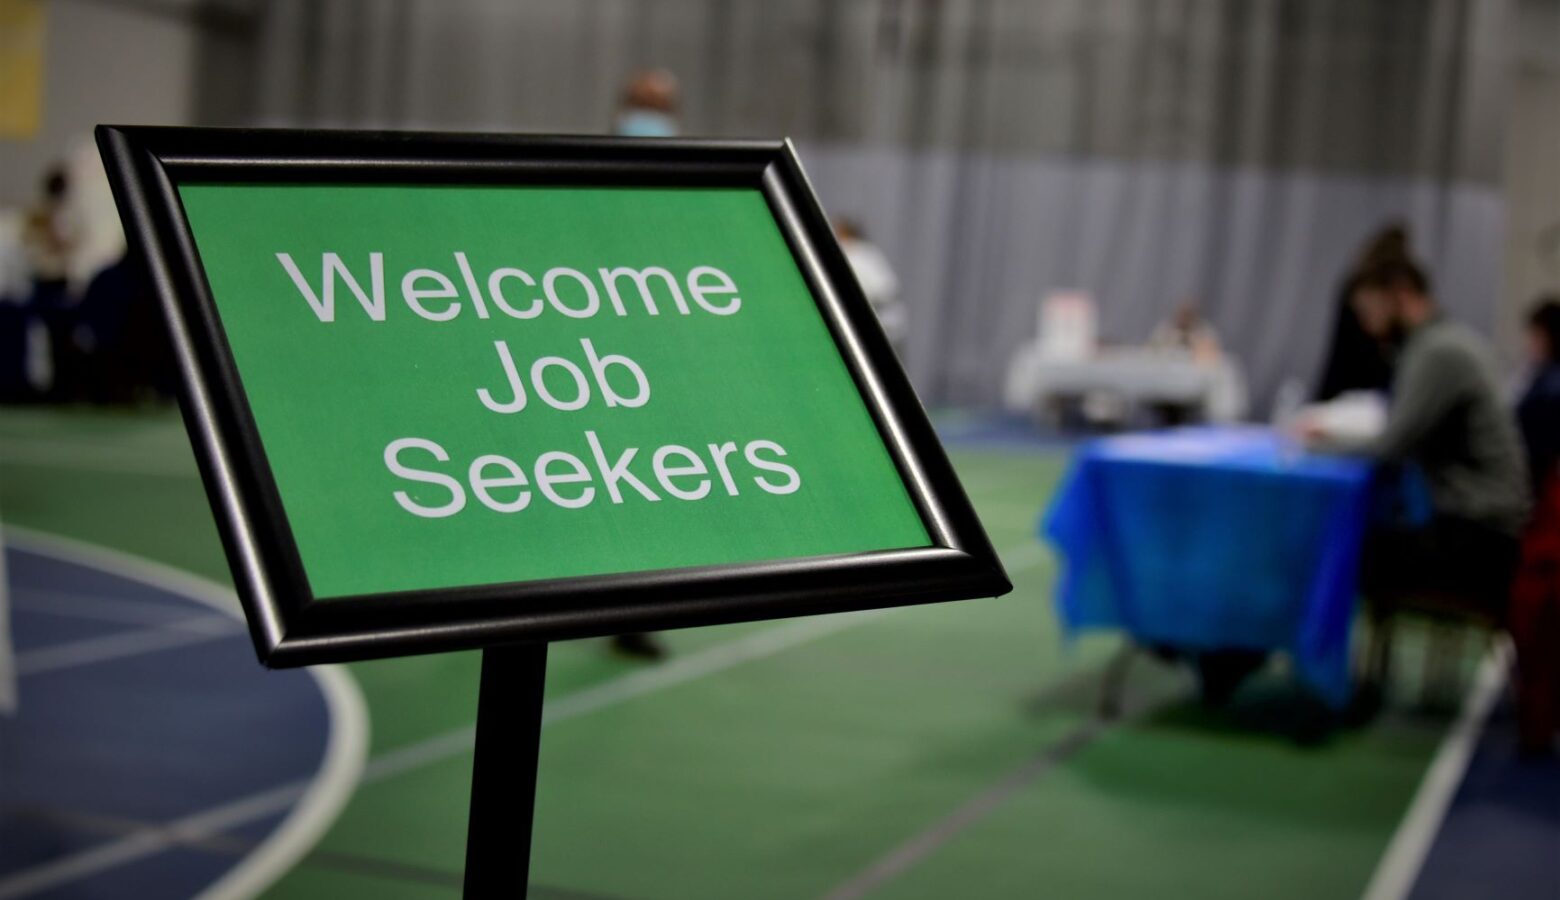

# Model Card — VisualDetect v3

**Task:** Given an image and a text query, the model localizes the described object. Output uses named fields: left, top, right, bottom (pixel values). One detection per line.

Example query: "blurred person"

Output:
left=71, top=255, right=173, bottom=403
left=21, top=166, right=74, bottom=399
left=1511, top=296, right=1560, bottom=753
left=1518, top=297, right=1560, bottom=492
left=1149, top=301, right=1221, bottom=363
left=0, top=525, right=11, bottom=715
left=614, top=69, right=681, bottom=138
left=607, top=69, right=683, bottom=661
left=0, top=209, right=49, bottom=400
left=1308, top=256, right=1529, bottom=627
left=59, top=140, right=129, bottom=292
left=54, top=141, right=149, bottom=403
left=1314, top=224, right=1408, bottom=402
left=1146, top=302, right=1231, bottom=425
left=834, top=218, right=906, bottom=351
left=21, top=165, right=73, bottom=287
left=18, top=148, right=144, bottom=404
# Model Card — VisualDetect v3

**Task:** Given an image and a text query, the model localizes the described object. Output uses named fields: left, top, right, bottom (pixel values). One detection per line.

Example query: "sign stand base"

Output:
left=463, top=643, right=548, bottom=898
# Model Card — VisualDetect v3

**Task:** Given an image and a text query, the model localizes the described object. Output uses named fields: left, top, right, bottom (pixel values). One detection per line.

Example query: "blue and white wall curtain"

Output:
left=225, top=0, right=1509, bottom=411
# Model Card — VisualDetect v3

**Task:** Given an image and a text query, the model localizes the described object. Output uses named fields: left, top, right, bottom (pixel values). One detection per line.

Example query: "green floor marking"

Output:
left=0, top=408, right=1466, bottom=900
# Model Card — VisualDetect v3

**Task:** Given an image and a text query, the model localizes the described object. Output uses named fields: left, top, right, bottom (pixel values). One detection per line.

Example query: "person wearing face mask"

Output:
left=606, top=68, right=680, bottom=661
left=613, top=69, right=682, bottom=139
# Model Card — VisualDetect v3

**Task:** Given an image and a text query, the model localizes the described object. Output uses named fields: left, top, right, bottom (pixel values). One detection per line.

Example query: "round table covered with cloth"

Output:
left=1043, top=427, right=1376, bottom=707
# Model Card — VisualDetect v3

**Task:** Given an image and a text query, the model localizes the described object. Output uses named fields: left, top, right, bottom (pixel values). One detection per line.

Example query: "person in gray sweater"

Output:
left=1311, top=255, right=1529, bottom=616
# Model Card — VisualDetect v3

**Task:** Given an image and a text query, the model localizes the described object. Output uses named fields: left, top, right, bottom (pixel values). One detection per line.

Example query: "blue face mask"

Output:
left=614, top=110, right=679, bottom=138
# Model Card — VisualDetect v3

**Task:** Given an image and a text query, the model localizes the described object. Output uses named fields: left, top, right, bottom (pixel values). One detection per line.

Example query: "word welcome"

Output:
left=277, top=252, right=742, bottom=322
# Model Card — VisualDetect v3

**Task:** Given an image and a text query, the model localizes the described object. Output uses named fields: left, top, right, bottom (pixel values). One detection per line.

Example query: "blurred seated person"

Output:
left=1306, top=256, right=1529, bottom=624
left=1149, top=302, right=1221, bottom=364
left=834, top=218, right=906, bottom=351
left=1519, top=297, right=1560, bottom=492
left=1315, top=224, right=1406, bottom=401
left=1146, top=302, right=1225, bottom=426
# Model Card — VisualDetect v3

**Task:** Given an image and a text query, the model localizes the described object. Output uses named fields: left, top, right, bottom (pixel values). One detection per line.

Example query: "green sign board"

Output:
left=99, top=128, right=1007, bottom=666
left=181, top=184, right=929, bottom=599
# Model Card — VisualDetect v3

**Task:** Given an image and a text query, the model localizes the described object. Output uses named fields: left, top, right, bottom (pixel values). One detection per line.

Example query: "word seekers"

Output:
left=385, top=433, right=801, bottom=517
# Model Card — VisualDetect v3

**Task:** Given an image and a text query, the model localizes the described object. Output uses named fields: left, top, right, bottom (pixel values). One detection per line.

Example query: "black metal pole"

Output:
left=463, top=643, right=548, bottom=898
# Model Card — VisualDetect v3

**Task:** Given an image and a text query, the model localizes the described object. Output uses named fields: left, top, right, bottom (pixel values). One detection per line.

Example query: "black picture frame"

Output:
left=96, top=125, right=1011, bottom=668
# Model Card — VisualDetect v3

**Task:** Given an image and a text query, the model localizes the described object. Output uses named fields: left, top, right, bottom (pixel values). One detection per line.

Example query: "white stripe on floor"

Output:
left=12, top=587, right=207, bottom=629
left=0, top=532, right=1045, bottom=898
left=0, top=440, right=198, bottom=478
left=17, top=621, right=242, bottom=676
left=0, top=528, right=368, bottom=900
left=1358, top=644, right=1509, bottom=900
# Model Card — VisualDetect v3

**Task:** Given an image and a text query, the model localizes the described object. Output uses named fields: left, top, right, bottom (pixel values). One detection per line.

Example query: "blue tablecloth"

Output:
left=1043, top=427, right=1376, bottom=706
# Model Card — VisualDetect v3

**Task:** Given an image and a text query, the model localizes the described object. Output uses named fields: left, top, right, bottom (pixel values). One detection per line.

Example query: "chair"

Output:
left=1359, top=576, right=1507, bottom=712
left=1351, top=460, right=1511, bottom=711
left=1358, top=483, right=1560, bottom=728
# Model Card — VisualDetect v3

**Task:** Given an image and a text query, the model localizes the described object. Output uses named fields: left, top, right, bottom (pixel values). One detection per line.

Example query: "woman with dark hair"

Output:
left=1313, top=224, right=1408, bottom=401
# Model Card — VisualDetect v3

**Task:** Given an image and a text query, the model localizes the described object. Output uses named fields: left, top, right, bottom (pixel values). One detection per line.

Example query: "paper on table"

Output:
left=1290, top=391, right=1389, bottom=444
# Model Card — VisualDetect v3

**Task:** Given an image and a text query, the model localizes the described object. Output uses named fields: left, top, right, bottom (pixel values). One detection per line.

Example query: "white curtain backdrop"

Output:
left=209, top=0, right=1510, bottom=410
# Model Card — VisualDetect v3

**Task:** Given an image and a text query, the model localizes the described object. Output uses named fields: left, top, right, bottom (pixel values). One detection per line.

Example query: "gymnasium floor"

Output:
left=0, top=406, right=1535, bottom=899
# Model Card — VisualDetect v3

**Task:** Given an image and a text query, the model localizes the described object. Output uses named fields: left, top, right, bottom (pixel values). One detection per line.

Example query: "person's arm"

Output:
left=1364, top=341, right=1470, bottom=461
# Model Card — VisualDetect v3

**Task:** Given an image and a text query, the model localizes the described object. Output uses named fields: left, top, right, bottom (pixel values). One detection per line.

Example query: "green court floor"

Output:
left=0, top=406, right=1462, bottom=899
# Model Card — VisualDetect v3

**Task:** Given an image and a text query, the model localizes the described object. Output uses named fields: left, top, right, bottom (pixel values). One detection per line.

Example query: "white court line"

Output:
left=364, top=536, right=1046, bottom=783
left=0, top=527, right=369, bottom=900
left=3, top=530, right=243, bottom=618
left=17, top=621, right=241, bottom=676
left=0, top=530, right=1047, bottom=898
left=359, top=607, right=895, bottom=784
left=0, top=783, right=311, bottom=900
left=197, top=664, right=367, bottom=900
left=13, top=587, right=221, bottom=629
left=1358, top=644, right=1509, bottom=900
left=0, top=440, right=198, bottom=478
left=821, top=722, right=1110, bottom=900
left=0, top=607, right=901, bottom=900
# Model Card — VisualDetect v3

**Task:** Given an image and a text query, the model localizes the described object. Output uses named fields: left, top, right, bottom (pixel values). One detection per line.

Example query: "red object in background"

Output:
left=1510, top=471, right=1560, bottom=753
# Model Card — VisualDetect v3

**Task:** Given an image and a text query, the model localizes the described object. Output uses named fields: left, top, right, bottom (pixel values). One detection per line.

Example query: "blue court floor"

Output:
left=0, top=539, right=336, bottom=899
